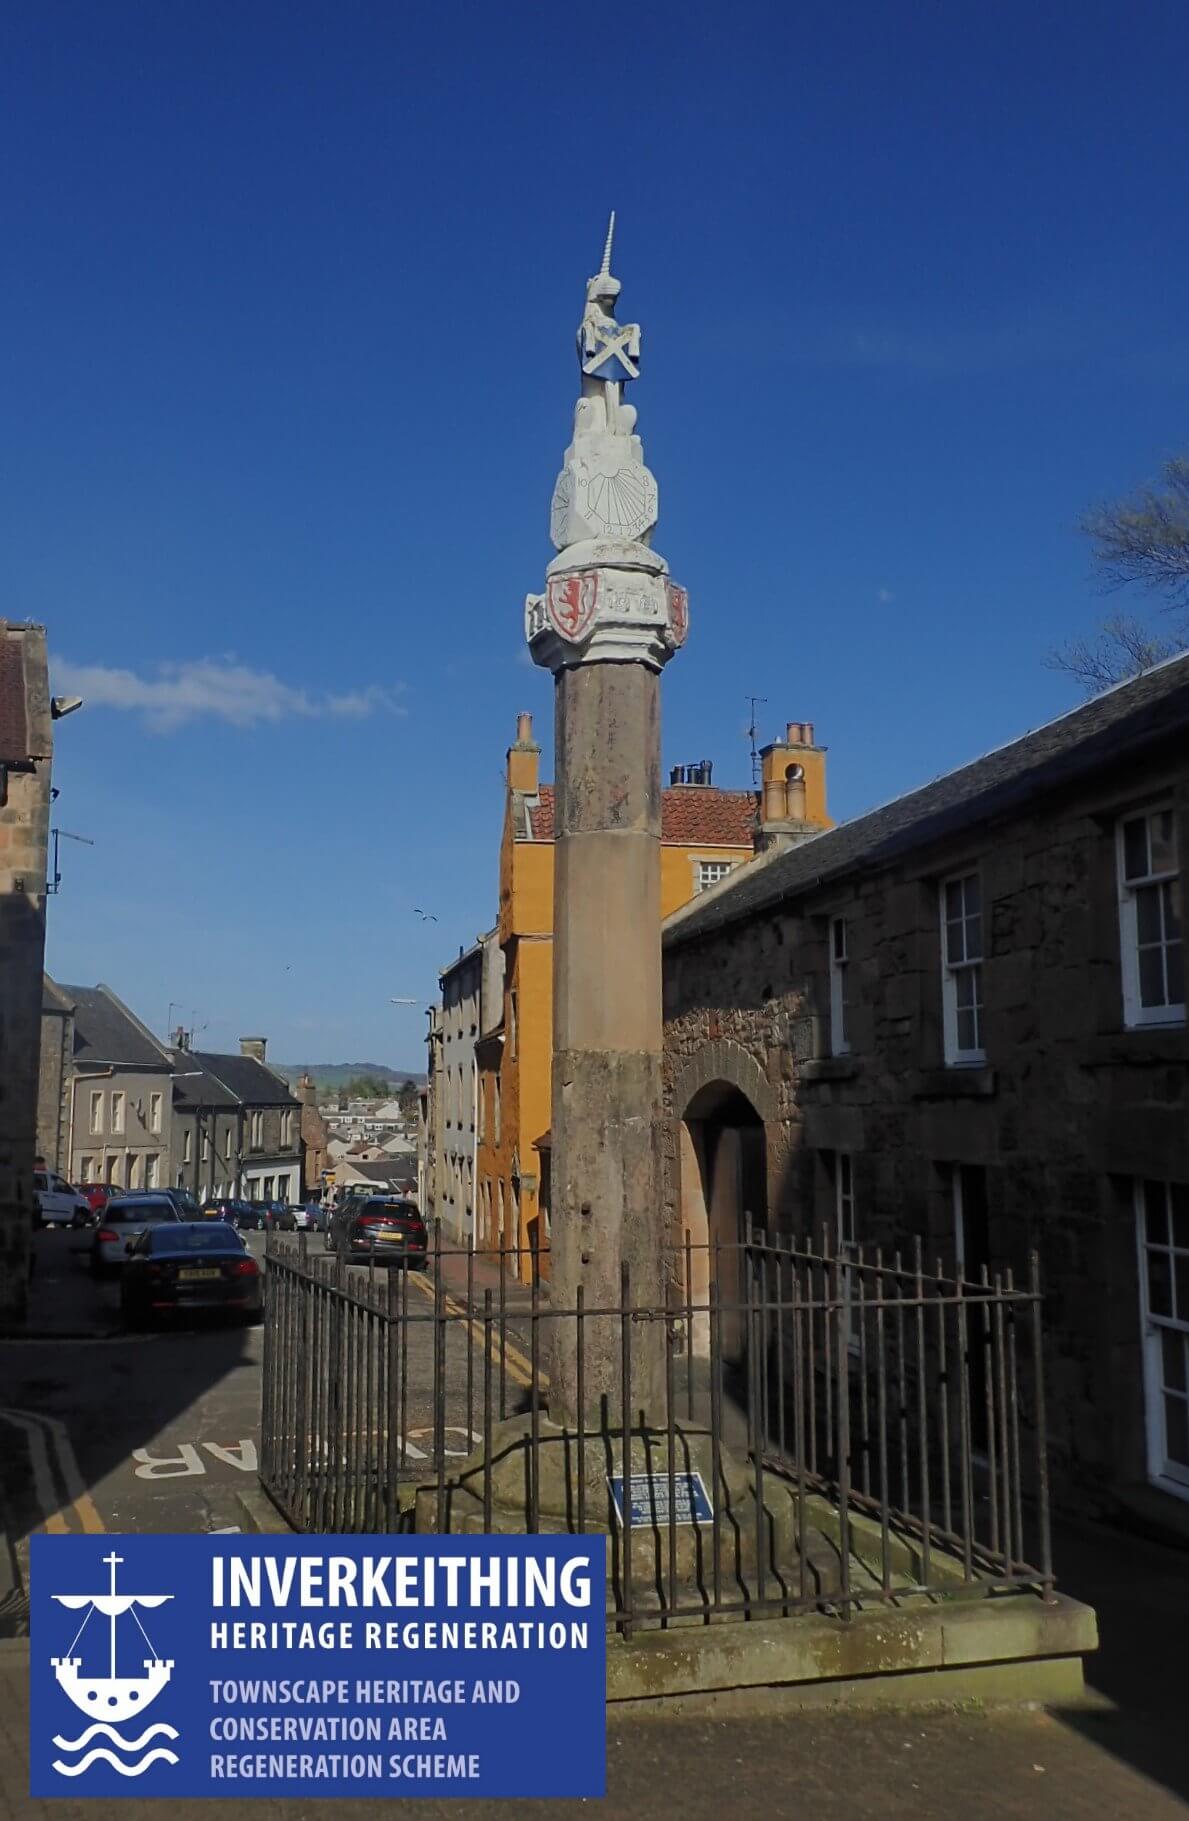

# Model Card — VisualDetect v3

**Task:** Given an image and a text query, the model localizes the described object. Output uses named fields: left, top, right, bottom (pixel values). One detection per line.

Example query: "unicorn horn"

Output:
left=599, top=210, right=616, bottom=277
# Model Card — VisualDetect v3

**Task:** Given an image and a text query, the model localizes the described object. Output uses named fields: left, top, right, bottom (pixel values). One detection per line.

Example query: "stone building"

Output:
left=292, top=1072, right=330, bottom=1196
left=37, top=976, right=75, bottom=1172
left=476, top=711, right=806, bottom=1277
left=182, top=1038, right=302, bottom=1204
left=425, top=938, right=485, bottom=1243
left=661, top=653, right=1188, bottom=1528
left=47, top=982, right=176, bottom=1191
left=0, top=624, right=53, bottom=1327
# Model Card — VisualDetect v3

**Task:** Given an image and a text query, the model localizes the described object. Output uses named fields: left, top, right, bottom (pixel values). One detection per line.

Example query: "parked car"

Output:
left=330, top=1196, right=427, bottom=1269
left=200, top=1197, right=256, bottom=1227
left=120, top=1221, right=263, bottom=1329
left=90, top=1195, right=183, bottom=1275
left=82, top=1183, right=113, bottom=1217
left=162, top=1187, right=202, bottom=1219
left=33, top=1169, right=90, bottom=1227
left=286, top=1202, right=319, bottom=1231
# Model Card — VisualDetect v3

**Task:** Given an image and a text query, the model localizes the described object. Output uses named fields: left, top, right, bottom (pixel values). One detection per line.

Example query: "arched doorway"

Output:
left=678, top=1080, right=768, bottom=1362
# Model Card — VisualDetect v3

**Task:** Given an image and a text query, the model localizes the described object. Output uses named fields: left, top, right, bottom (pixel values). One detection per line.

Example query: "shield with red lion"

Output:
left=546, top=571, right=599, bottom=642
left=666, top=581, right=689, bottom=647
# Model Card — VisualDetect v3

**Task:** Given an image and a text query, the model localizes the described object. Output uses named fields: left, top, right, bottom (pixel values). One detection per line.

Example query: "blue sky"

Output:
left=5, top=1, right=1187, bottom=1066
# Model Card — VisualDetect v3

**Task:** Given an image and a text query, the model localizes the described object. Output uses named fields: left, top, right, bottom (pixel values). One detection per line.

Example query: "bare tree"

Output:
left=1048, top=612, right=1183, bottom=694
left=1083, top=455, right=1189, bottom=604
left=1050, top=455, right=1189, bottom=693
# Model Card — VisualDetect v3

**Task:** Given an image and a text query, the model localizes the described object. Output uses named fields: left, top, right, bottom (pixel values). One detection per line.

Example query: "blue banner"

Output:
left=31, top=1535, right=605, bottom=1798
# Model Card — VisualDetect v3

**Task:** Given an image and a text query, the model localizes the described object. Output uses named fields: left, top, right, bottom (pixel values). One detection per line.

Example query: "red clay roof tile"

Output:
left=523, top=784, right=756, bottom=847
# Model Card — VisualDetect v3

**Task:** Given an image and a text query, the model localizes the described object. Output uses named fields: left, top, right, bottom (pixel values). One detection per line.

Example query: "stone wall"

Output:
left=662, top=740, right=1189, bottom=1522
left=37, top=990, right=73, bottom=1172
left=0, top=625, right=53, bottom=1329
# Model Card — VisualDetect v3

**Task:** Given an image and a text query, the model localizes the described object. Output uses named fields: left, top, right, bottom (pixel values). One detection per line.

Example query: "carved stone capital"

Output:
left=526, top=544, right=689, bottom=674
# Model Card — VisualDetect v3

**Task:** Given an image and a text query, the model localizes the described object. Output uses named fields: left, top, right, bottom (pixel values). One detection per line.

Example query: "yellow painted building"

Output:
left=476, top=713, right=831, bottom=1276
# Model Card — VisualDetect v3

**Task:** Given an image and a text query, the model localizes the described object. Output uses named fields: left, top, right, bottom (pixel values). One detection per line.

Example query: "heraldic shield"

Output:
left=666, top=581, right=689, bottom=647
left=546, top=570, right=599, bottom=643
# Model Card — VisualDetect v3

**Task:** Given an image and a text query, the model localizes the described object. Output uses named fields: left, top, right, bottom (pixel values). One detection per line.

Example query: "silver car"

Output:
left=90, top=1195, right=183, bottom=1275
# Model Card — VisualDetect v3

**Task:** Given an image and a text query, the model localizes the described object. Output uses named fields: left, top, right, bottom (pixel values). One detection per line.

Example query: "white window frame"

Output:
left=829, top=916, right=851, bottom=1056
left=110, top=1090, right=125, bottom=1135
left=250, top=1110, right=264, bottom=1149
left=1117, top=805, right=1184, bottom=1030
left=941, top=872, right=985, bottom=1066
left=89, top=1091, right=103, bottom=1135
left=182, top=1129, right=192, bottom=1165
left=145, top=1153, right=159, bottom=1189
left=149, top=1091, right=162, bottom=1134
left=1136, top=1178, right=1189, bottom=1500
left=695, top=858, right=735, bottom=895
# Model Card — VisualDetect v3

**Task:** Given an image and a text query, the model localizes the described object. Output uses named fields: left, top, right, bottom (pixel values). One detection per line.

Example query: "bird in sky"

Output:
left=413, top=908, right=438, bottom=922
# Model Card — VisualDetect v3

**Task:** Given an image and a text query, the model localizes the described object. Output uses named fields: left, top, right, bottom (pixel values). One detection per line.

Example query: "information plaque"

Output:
left=31, top=1534, right=604, bottom=1799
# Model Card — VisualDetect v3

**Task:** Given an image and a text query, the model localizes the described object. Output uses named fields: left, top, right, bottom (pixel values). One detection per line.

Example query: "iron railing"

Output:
left=260, top=1221, right=1054, bottom=1633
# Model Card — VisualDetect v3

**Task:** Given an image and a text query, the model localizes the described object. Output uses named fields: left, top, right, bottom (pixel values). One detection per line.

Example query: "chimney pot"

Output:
left=669, top=765, right=684, bottom=786
left=703, top=760, right=713, bottom=785
left=515, top=711, right=533, bottom=745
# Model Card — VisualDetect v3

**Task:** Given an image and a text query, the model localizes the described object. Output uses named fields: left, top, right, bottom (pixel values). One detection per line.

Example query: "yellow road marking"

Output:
left=38, top=1411, right=105, bottom=1533
left=408, top=1272, right=548, bottom=1392
left=0, top=1407, right=103, bottom=1535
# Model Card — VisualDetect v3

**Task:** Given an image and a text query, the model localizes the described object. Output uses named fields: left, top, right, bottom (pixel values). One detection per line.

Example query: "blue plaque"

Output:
left=31, top=1535, right=604, bottom=1799
left=608, top=1470, right=715, bottom=1527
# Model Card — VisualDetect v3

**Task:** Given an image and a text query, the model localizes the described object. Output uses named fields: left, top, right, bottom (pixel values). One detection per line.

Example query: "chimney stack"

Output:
left=507, top=711, right=540, bottom=794
left=756, top=719, right=832, bottom=853
left=172, top=1026, right=190, bottom=1053
left=240, top=1036, right=267, bottom=1062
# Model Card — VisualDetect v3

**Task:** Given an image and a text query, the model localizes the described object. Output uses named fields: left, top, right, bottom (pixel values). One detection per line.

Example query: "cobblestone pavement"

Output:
left=0, top=1659, right=1185, bottom=1821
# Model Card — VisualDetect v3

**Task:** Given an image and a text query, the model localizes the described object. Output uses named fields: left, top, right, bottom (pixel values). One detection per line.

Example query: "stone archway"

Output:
left=672, top=1042, right=777, bottom=1361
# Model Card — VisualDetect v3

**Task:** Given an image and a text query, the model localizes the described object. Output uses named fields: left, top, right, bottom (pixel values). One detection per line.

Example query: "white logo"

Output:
left=49, top=1550, right=179, bottom=1777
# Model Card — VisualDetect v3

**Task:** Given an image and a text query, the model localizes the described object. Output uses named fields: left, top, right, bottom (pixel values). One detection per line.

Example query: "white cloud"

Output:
left=52, top=657, right=406, bottom=733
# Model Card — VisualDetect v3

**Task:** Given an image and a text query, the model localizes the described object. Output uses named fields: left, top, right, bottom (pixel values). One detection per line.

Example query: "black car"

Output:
left=121, top=1221, right=263, bottom=1328
left=162, top=1187, right=203, bottom=1219
left=330, top=1196, right=427, bottom=1269
left=201, top=1197, right=257, bottom=1228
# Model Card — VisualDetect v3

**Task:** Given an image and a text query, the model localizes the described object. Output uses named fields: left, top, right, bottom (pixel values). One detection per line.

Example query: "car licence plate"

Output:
left=178, top=1267, right=221, bottom=1281
left=376, top=1230, right=405, bottom=1243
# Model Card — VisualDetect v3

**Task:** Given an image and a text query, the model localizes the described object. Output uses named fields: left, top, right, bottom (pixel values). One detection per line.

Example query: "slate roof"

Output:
left=523, top=784, right=758, bottom=847
left=190, top=1051, right=300, bottom=1108
left=665, top=650, right=1189, bottom=950
left=55, top=982, right=171, bottom=1069
left=168, top=1052, right=238, bottom=1111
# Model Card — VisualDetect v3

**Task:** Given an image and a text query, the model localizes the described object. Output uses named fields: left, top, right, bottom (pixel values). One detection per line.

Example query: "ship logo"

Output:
left=48, top=1550, right=179, bottom=1777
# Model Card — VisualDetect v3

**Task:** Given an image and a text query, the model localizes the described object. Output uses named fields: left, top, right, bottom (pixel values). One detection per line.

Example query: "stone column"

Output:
left=549, top=659, right=665, bottom=1422
left=523, top=222, right=689, bottom=1430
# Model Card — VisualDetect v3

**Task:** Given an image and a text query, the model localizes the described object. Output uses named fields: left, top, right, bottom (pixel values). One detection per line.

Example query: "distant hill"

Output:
left=272, top=1062, right=426, bottom=1092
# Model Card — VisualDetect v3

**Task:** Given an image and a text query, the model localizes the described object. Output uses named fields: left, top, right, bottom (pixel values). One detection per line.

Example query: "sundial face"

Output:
left=550, top=468, right=575, bottom=548
left=552, top=453, right=658, bottom=549
left=581, top=461, right=657, bottom=541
